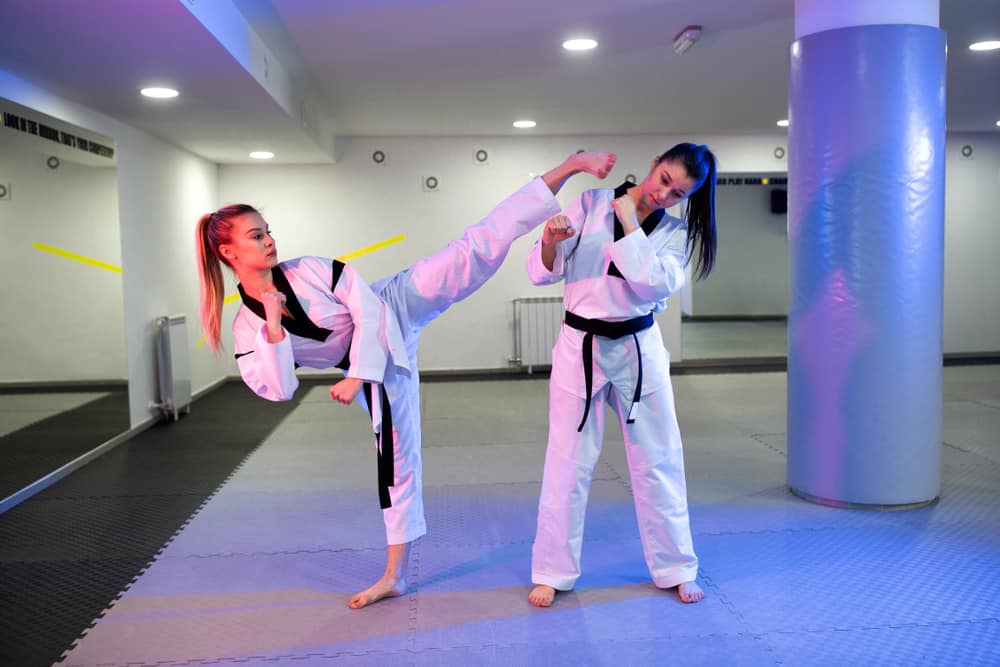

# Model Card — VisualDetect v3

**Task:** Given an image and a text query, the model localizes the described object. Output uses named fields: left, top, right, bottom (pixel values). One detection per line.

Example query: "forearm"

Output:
left=620, top=215, right=639, bottom=236
left=541, top=151, right=615, bottom=195
left=265, top=320, right=285, bottom=343
left=541, top=241, right=558, bottom=272
left=541, top=160, right=577, bottom=195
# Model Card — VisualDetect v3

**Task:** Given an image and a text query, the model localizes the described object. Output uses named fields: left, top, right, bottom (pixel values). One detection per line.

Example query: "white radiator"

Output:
left=510, top=297, right=563, bottom=372
left=156, top=315, right=192, bottom=420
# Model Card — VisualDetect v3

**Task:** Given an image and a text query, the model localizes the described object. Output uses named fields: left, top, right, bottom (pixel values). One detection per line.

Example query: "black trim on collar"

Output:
left=613, top=181, right=632, bottom=199
left=237, top=265, right=333, bottom=343
left=331, top=259, right=346, bottom=290
left=608, top=181, right=664, bottom=279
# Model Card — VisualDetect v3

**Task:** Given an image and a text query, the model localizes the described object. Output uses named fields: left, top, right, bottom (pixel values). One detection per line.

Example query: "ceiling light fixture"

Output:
left=969, top=40, right=1000, bottom=51
left=249, top=151, right=275, bottom=160
left=672, top=25, right=702, bottom=55
left=140, top=87, right=179, bottom=99
left=563, top=38, right=598, bottom=51
left=777, top=119, right=789, bottom=128
left=513, top=120, right=536, bottom=129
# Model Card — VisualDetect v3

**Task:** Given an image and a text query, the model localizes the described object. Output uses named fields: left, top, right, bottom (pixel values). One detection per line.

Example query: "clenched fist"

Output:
left=330, top=377, right=364, bottom=405
left=542, top=214, right=575, bottom=245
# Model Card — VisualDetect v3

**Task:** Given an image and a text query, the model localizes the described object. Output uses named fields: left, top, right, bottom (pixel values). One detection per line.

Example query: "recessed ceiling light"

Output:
left=995, top=120, right=1000, bottom=127
left=140, top=87, right=179, bottom=99
left=777, top=119, right=790, bottom=128
left=513, top=120, right=537, bottom=129
left=249, top=151, right=275, bottom=160
left=969, top=40, right=1000, bottom=51
left=563, top=38, right=598, bottom=51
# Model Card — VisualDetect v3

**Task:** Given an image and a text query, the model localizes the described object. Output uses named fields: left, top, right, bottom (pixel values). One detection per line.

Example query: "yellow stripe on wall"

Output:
left=33, top=242, right=122, bottom=273
left=336, top=234, right=406, bottom=262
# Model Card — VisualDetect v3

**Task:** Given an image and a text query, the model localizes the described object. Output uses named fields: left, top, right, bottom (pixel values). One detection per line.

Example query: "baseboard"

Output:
left=672, top=357, right=787, bottom=374
left=0, top=380, right=128, bottom=394
left=682, top=315, right=788, bottom=323
left=193, top=376, right=229, bottom=400
left=943, top=351, right=1000, bottom=366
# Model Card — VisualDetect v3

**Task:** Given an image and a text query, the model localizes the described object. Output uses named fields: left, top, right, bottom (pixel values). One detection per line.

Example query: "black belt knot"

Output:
left=563, top=311, right=654, bottom=432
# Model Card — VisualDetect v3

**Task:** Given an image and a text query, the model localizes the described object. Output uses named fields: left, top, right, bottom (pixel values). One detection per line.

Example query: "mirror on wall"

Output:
left=0, top=98, right=128, bottom=508
left=680, top=172, right=789, bottom=362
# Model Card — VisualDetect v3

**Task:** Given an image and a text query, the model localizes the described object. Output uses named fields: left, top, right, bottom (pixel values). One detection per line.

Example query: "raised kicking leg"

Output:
left=402, top=151, right=617, bottom=330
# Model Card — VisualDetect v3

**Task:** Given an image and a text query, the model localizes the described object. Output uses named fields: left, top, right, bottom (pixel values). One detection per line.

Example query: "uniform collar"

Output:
left=237, top=265, right=332, bottom=342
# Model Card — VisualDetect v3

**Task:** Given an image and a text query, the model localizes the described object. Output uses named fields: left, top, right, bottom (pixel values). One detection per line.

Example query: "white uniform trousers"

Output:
left=370, top=177, right=560, bottom=545
left=531, top=379, right=698, bottom=589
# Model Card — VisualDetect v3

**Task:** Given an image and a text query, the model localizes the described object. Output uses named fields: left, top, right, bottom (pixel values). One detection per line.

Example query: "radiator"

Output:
left=510, top=296, right=563, bottom=372
left=156, top=315, right=192, bottom=420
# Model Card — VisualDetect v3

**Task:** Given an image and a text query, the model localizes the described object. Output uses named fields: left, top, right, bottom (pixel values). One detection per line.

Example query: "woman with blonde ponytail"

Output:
left=196, top=206, right=257, bottom=353
left=195, top=151, right=618, bottom=609
left=526, top=143, right=718, bottom=608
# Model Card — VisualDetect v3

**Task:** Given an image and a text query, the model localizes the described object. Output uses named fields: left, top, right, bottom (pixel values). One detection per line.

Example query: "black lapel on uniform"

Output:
left=236, top=266, right=333, bottom=342
left=608, top=181, right=665, bottom=279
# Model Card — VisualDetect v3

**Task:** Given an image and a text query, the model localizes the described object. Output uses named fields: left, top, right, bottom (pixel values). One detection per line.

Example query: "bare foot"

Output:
left=528, top=584, right=556, bottom=607
left=348, top=574, right=406, bottom=609
left=677, top=580, right=705, bottom=604
left=573, top=151, right=617, bottom=179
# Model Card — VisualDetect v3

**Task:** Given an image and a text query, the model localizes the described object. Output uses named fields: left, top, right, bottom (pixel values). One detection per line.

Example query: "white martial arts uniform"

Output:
left=233, top=177, right=561, bottom=545
left=526, top=182, right=698, bottom=590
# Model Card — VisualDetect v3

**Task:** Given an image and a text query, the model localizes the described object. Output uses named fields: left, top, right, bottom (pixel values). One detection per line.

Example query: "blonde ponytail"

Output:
left=195, top=204, right=259, bottom=353
left=196, top=213, right=225, bottom=353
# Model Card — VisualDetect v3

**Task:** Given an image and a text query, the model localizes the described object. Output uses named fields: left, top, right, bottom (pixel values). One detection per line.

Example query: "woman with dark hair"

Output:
left=195, top=150, right=617, bottom=609
left=526, top=143, right=717, bottom=607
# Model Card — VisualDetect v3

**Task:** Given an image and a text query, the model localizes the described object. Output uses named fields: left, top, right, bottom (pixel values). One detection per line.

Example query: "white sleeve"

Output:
left=332, top=261, right=389, bottom=383
left=233, top=312, right=299, bottom=402
left=526, top=191, right=588, bottom=285
left=607, top=223, right=688, bottom=301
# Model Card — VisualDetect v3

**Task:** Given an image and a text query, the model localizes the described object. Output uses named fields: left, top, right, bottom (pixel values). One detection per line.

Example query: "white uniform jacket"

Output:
left=526, top=183, right=689, bottom=401
left=232, top=256, right=411, bottom=416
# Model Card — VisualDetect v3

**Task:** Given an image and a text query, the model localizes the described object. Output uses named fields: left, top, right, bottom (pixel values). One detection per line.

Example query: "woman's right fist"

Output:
left=261, top=289, right=286, bottom=322
left=542, top=215, right=575, bottom=244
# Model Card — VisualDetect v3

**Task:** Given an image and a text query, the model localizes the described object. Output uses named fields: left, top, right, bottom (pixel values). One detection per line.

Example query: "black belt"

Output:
left=563, top=311, right=654, bottom=432
left=337, top=351, right=394, bottom=509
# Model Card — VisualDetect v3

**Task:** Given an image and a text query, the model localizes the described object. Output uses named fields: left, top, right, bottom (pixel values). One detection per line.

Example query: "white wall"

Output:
left=0, top=139, right=124, bottom=381
left=692, top=174, right=789, bottom=316
left=1, top=69, right=225, bottom=427
left=944, top=134, right=1000, bottom=353
left=219, top=134, right=791, bottom=371
left=117, top=135, right=221, bottom=419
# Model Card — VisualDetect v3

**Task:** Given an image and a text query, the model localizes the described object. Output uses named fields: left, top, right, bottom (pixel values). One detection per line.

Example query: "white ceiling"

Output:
left=0, top=0, right=996, bottom=164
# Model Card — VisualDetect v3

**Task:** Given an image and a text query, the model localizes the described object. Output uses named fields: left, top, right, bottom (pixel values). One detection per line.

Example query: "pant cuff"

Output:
left=386, top=521, right=427, bottom=546
left=530, top=571, right=577, bottom=591
left=651, top=564, right=699, bottom=589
